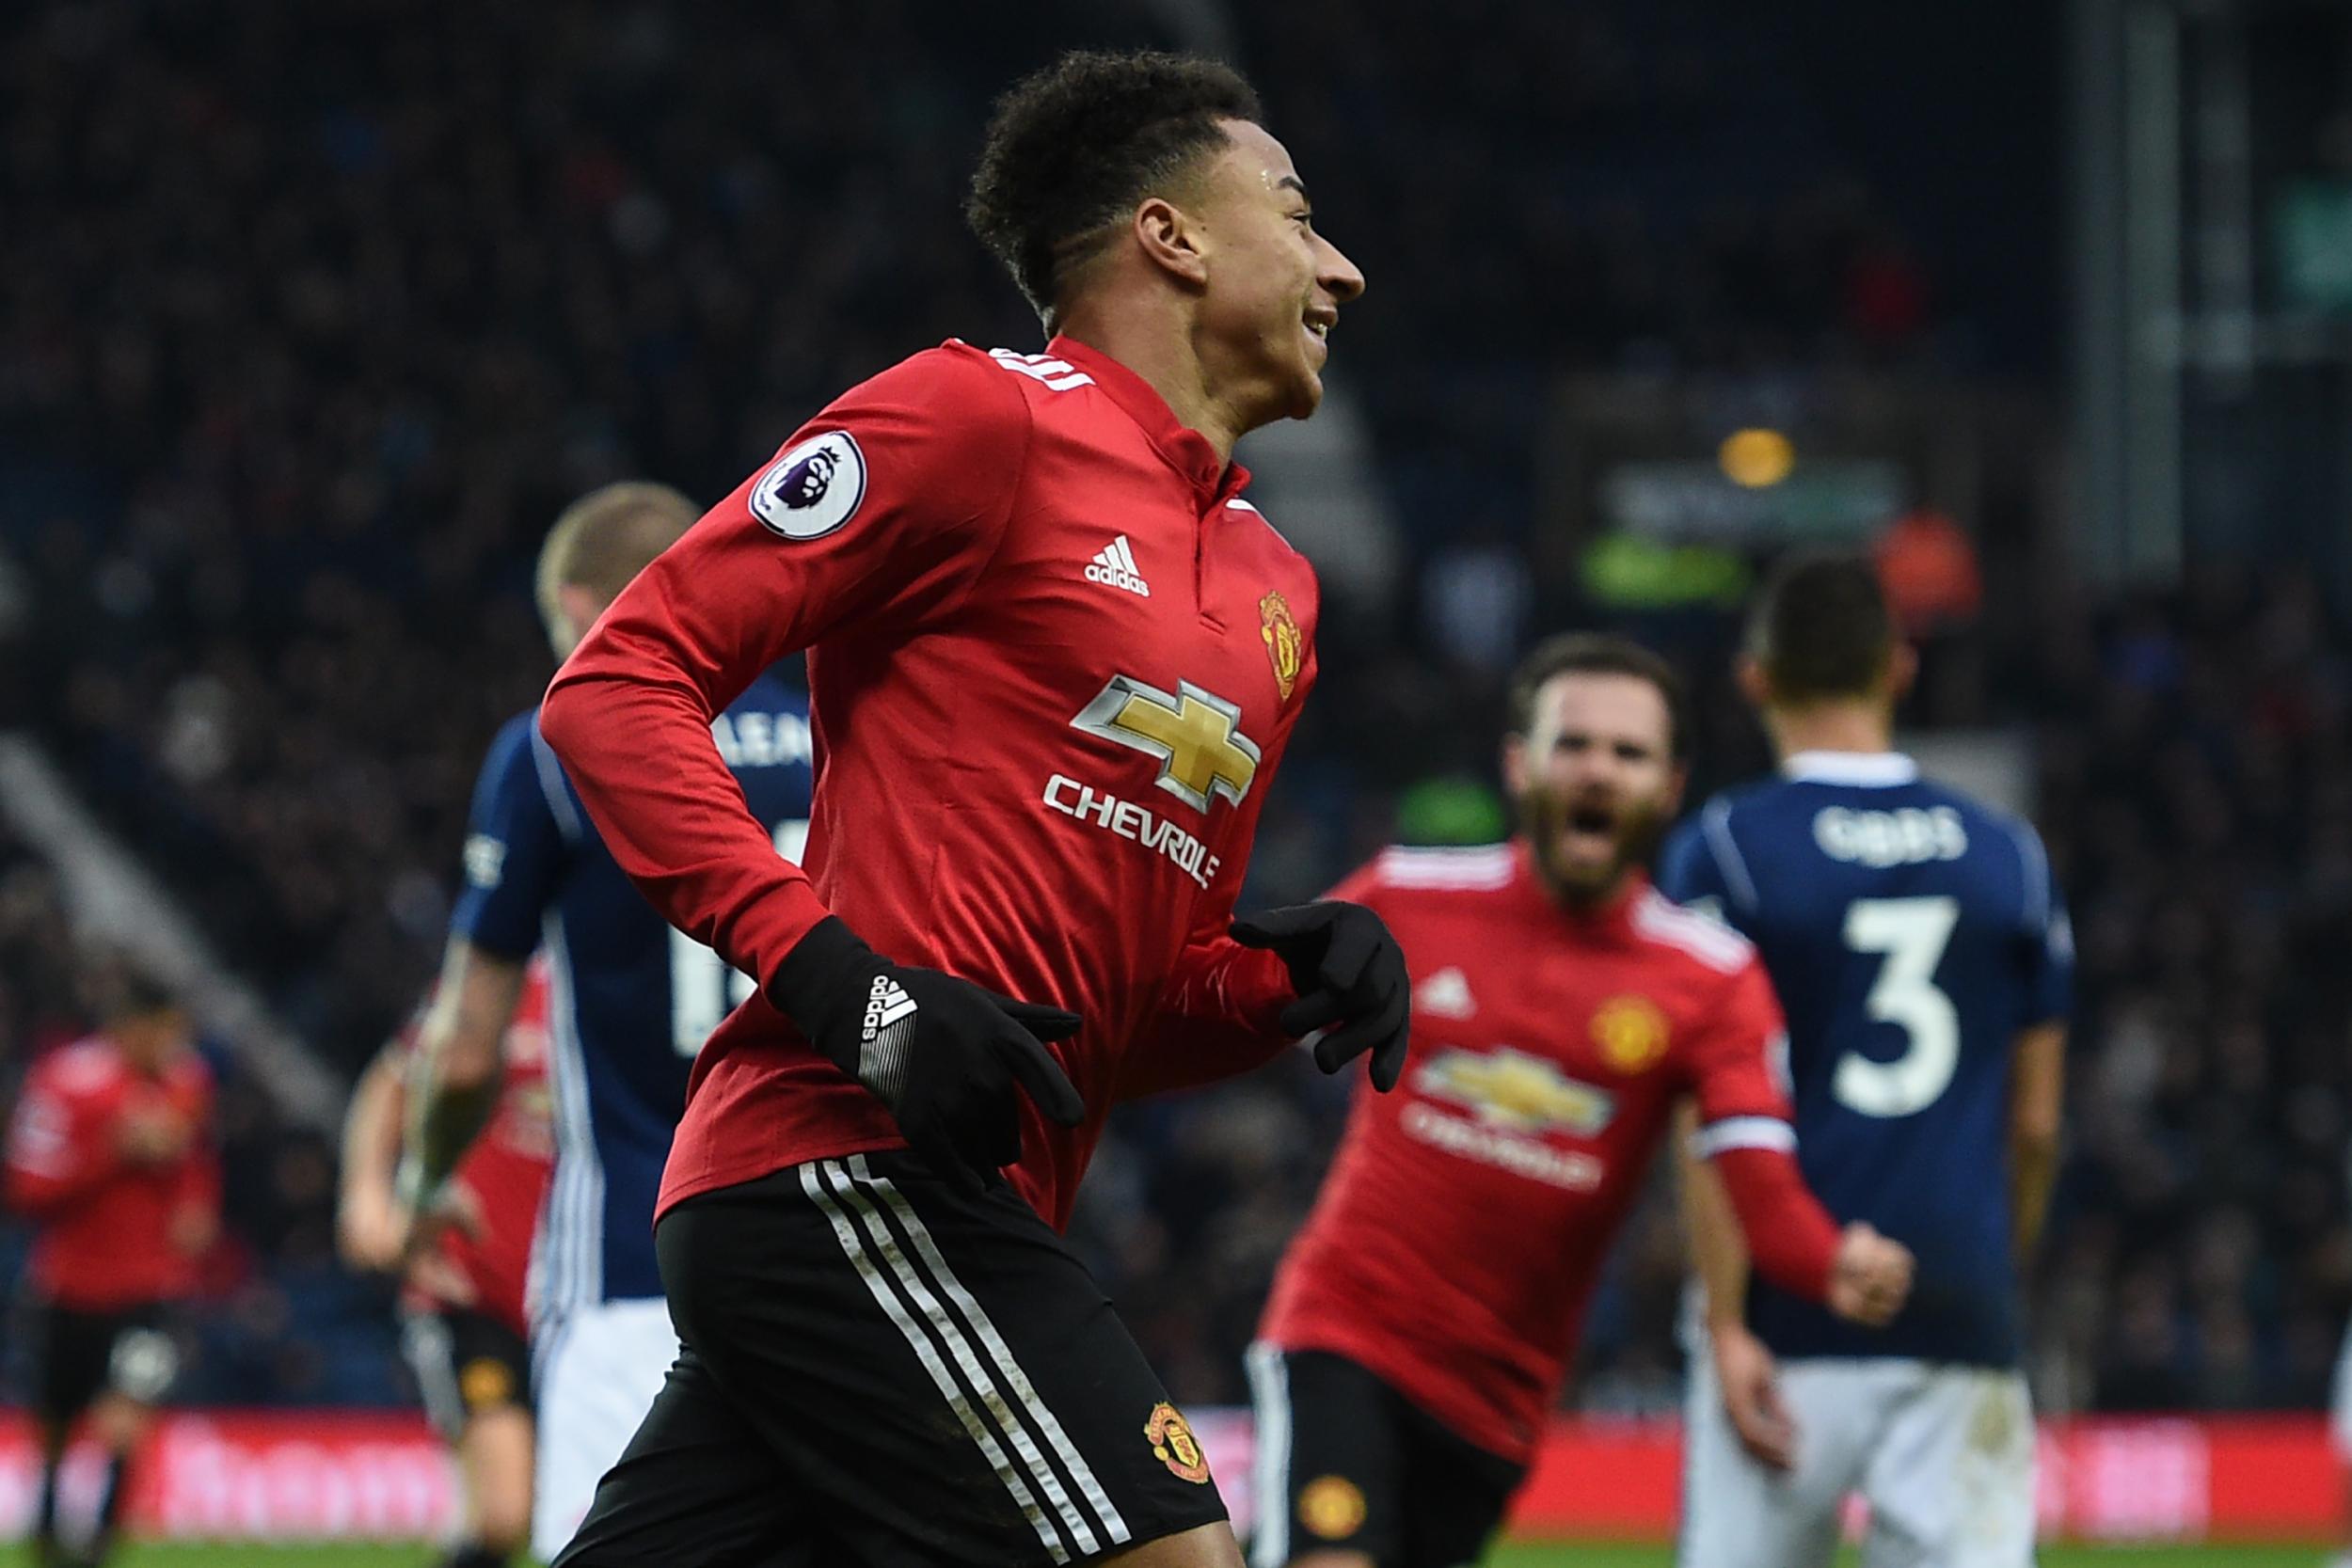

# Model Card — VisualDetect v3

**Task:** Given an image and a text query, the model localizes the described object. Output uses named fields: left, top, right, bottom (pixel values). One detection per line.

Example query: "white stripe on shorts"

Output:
left=799, top=1162, right=1073, bottom=1563
left=846, top=1154, right=1132, bottom=1549
left=1244, top=1342, right=1292, bottom=1568
left=823, top=1160, right=1107, bottom=1557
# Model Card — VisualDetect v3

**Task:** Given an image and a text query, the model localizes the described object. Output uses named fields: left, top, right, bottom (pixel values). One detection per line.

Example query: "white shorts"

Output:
left=2330, top=1320, right=2352, bottom=1458
left=531, top=1295, right=680, bottom=1562
left=1678, top=1355, right=2034, bottom=1568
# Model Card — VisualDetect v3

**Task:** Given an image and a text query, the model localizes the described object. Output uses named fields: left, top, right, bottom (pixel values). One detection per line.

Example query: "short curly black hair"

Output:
left=966, top=49, right=1263, bottom=321
left=1746, top=550, right=1896, bottom=704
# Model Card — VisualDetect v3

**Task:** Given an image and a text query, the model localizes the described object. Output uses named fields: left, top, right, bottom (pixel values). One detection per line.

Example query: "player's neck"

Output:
left=1053, top=304, right=1244, bottom=466
left=1765, top=703, right=1894, bottom=763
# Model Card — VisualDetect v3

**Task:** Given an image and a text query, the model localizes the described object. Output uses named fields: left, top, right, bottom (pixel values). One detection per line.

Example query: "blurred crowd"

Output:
left=0, top=0, right=2343, bottom=1418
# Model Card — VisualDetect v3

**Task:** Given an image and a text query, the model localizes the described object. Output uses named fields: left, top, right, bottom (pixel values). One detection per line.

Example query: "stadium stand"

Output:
left=0, top=0, right=2343, bottom=1427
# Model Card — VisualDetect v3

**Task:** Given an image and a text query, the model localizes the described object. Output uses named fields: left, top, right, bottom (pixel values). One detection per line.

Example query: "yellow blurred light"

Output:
left=1719, top=428, right=1796, bottom=488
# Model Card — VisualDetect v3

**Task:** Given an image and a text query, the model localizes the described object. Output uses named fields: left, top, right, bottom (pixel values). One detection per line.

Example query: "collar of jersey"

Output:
left=1780, top=750, right=1919, bottom=786
left=1045, top=334, right=1252, bottom=508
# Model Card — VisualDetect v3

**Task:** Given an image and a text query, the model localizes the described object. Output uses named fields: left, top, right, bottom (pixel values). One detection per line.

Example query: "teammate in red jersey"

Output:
left=5, top=974, right=217, bottom=1568
left=1247, top=635, right=1915, bottom=1568
left=542, top=50, right=1402, bottom=1568
left=340, top=956, right=555, bottom=1568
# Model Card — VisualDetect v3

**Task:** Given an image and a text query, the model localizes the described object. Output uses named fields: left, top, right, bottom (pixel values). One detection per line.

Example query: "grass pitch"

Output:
left=0, top=1540, right=2326, bottom=1566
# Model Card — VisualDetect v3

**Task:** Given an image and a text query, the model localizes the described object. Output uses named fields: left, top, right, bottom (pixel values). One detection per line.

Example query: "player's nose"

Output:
left=1316, top=234, right=1365, bottom=305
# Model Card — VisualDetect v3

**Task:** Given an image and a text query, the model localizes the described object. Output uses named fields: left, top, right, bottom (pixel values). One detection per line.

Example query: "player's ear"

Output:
left=1885, top=641, right=1919, bottom=705
left=1499, top=732, right=1528, bottom=799
left=1734, top=654, right=1772, bottom=709
left=1133, top=196, right=1211, bottom=290
left=1661, top=762, right=1690, bottom=820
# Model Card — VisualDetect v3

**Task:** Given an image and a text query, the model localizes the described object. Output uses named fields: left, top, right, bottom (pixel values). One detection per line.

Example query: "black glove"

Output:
left=1231, top=901, right=1410, bottom=1091
left=771, top=917, right=1085, bottom=1195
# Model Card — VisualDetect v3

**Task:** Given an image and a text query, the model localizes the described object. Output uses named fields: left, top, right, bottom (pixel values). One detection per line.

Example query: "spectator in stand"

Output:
left=4, top=970, right=218, bottom=1568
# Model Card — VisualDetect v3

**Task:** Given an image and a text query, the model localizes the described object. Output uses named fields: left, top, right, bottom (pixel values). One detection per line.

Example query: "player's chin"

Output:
left=1279, top=359, right=1326, bottom=420
left=1543, top=839, right=1625, bottom=897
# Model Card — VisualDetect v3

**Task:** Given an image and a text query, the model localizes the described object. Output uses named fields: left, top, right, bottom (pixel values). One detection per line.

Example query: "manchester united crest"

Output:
left=1144, top=1402, right=1212, bottom=1484
left=1298, top=1475, right=1368, bottom=1539
left=1591, top=993, right=1670, bottom=1074
left=1259, top=591, right=1302, bottom=701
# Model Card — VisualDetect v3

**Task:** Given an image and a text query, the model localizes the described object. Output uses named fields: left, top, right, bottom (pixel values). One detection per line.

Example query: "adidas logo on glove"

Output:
left=863, top=974, right=917, bottom=1045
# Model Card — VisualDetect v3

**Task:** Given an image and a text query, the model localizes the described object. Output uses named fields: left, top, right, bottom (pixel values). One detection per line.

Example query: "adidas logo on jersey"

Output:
left=1084, top=535, right=1152, bottom=598
left=1417, top=966, right=1476, bottom=1019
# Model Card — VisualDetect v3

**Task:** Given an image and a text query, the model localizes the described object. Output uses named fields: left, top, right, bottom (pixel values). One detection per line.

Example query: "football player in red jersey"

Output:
left=340, top=956, right=556, bottom=1568
left=1247, top=635, right=1915, bottom=1568
left=540, top=49, right=1400, bottom=1568
left=5, top=974, right=217, bottom=1568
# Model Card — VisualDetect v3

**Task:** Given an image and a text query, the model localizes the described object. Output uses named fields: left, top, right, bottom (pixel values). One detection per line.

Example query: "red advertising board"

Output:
left=0, top=1410, right=2335, bottom=1543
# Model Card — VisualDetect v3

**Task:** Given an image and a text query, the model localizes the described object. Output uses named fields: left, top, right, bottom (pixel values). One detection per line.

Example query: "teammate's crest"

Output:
left=1259, top=591, right=1303, bottom=700
left=750, top=430, right=866, bottom=541
left=1298, top=1475, right=1367, bottom=1540
left=1590, top=994, right=1670, bottom=1074
left=1144, top=1402, right=1212, bottom=1484
left=461, top=1355, right=516, bottom=1410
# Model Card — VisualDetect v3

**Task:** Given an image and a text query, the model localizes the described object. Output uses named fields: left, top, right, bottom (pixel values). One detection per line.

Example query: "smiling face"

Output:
left=1503, top=671, right=1687, bottom=908
left=1187, top=119, right=1364, bottom=425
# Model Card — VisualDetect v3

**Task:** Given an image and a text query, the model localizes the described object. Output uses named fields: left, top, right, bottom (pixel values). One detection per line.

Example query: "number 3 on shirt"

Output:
left=669, top=820, right=809, bottom=1056
left=1835, top=895, right=1961, bottom=1117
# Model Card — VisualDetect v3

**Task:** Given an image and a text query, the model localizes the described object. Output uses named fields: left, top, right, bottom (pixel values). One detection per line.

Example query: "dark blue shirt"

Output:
left=450, top=673, right=813, bottom=1309
left=1658, top=752, right=2072, bottom=1366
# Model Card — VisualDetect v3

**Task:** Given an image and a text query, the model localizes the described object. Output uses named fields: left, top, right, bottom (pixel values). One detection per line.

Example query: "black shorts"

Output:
left=22, top=1300, right=179, bottom=1426
left=554, top=1152, right=1229, bottom=1568
left=1244, top=1346, right=1523, bottom=1568
left=401, top=1305, right=533, bottom=1441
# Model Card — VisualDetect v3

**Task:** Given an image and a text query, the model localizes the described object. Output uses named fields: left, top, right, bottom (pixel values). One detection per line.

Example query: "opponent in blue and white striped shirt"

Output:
left=402, top=483, right=811, bottom=1562
left=1660, top=553, right=2071, bottom=1568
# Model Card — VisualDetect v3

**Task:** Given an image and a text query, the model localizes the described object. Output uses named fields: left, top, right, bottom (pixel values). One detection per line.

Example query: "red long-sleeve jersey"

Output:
left=540, top=336, right=1308, bottom=1231
left=1259, top=844, right=1838, bottom=1464
left=6, top=1035, right=218, bottom=1310
left=396, top=957, right=555, bottom=1337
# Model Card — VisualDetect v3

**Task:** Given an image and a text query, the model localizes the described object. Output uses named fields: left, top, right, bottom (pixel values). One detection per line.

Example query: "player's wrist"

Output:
left=767, top=915, right=903, bottom=1099
left=392, top=1152, right=434, bottom=1212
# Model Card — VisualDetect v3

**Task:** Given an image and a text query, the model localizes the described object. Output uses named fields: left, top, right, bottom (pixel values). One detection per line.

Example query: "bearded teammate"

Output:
left=1245, top=635, right=1915, bottom=1568
left=542, top=50, right=1408, bottom=1568
left=397, top=482, right=815, bottom=1560
left=340, top=957, right=556, bottom=1568
left=1661, top=553, right=2071, bottom=1568
left=6, top=975, right=218, bottom=1568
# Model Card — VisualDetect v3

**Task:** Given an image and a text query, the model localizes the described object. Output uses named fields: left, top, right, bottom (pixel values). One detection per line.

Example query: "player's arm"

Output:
left=538, top=350, right=1081, bottom=1190
left=1676, top=1099, right=1751, bottom=1337
left=400, top=938, right=528, bottom=1221
left=2, top=1074, right=117, bottom=1216
left=2009, top=832, right=2074, bottom=1265
left=2008, top=1022, right=2066, bottom=1262
left=337, top=1042, right=407, bottom=1273
left=1677, top=1099, right=1795, bottom=1470
left=1121, top=850, right=1409, bottom=1101
left=400, top=710, right=562, bottom=1226
left=168, top=1073, right=222, bottom=1259
left=1683, top=961, right=1912, bottom=1322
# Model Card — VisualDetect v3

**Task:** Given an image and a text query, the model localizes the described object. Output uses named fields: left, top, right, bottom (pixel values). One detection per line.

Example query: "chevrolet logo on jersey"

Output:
left=1072, top=675, right=1261, bottom=813
left=1417, top=1047, right=1615, bottom=1135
